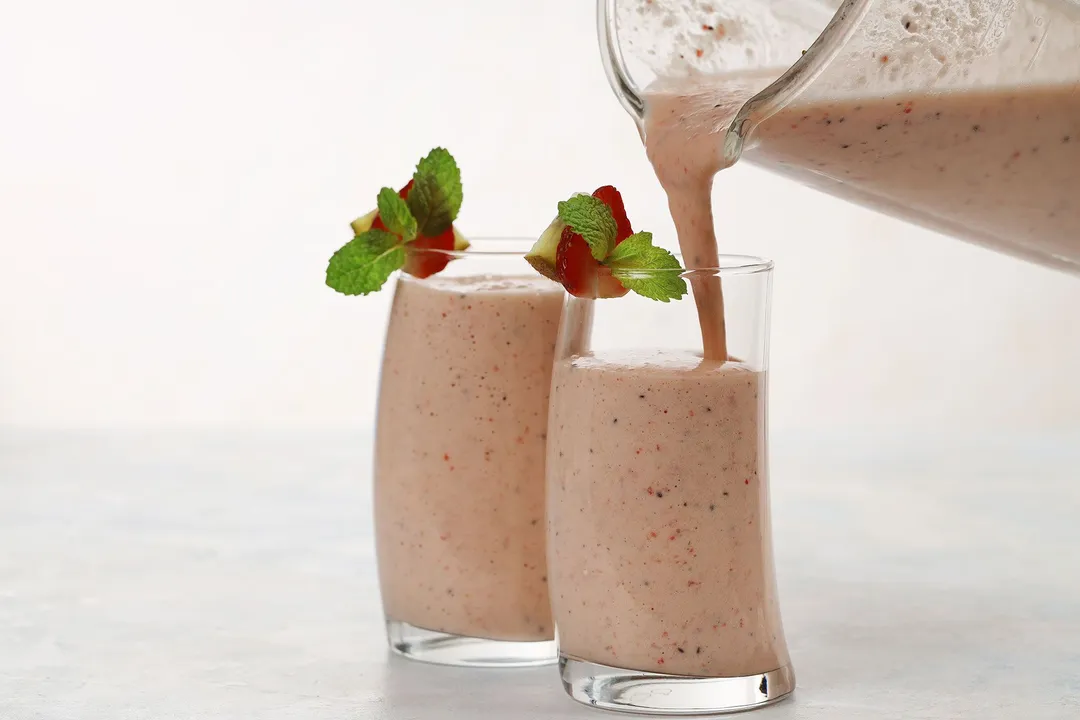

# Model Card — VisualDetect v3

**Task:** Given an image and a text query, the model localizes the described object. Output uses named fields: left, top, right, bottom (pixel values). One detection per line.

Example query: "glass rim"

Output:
left=409, top=239, right=774, bottom=275
left=415, top=237, right=537, bottom=257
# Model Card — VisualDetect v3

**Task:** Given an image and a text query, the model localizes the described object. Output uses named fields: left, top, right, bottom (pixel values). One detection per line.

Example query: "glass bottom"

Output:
left=386, top=619, right=557, bottom=668
left=559, top=654, right=795, bottom=715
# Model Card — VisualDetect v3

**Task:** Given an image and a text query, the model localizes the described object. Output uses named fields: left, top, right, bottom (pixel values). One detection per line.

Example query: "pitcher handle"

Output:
left=597, top=0, right=645, bottom=126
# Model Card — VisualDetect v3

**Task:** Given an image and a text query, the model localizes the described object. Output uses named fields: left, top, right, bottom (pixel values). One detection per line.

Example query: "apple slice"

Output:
left=526, top=216, right=566, bottom=281
left=350, top=209, right=378, bottom=235
left=452, top=227, right=470, bottom=252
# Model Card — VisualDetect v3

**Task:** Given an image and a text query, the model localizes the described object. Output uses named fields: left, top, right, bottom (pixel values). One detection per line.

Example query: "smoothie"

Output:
left=547, top=350, right=789, bottom=677
left=750, top=85, right=1080, bottom=268
left=374, top=273, right=564, bottom=642
left=645, top=81, right=1080, bottom=272
left=643, top=79, right=769, bottom=360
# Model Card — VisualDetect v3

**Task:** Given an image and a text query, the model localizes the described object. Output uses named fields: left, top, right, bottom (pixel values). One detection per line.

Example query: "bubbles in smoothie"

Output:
left=407, top=274, right=562, bottom=295
left=615, top=0, right=834, bottom=76
left=810, top=0, right=1079, bottom=93
left=619, top=0, right=1079, bottom=98
left=571, top=348, right=753, bottom=376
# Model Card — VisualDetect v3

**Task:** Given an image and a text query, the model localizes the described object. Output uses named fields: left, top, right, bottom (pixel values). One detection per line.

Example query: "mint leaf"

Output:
left=325, top=229, right=405, bottom=296
left=607, top=232, right=688, bottom=302
left=606, top=231, right=660, bottom=267
left=407, top=148, right=463, bottom=237
left=557, top=194, right=617, bottom=262
left=377, top=187, right=417, bottom=241
left=613, top=267, right=688, bottom=302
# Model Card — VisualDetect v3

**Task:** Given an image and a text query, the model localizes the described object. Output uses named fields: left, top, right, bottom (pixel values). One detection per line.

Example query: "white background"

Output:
left=2, top=0, right=1078, bottom=433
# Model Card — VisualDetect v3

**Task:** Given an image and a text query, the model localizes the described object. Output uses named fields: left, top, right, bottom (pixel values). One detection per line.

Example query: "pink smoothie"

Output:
left=547, top=350, right=789, bottom=677
left=643, top=79, right=766, bottom=361
left=749, top=85, right=1080, bottom=269
left=374, top=273, right=564, bottom=642
left=646, top=81, right=1080, bottom=273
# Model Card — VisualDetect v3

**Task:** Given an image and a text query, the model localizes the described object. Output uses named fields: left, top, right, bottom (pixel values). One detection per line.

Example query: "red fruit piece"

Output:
left=404, top=226, right=455, bottom=279
left=556, top=227, right=599, bottom=298
left=555, top=227, right=629, bottom=298
left=372, top=180, right=415, bottom=232
left=592, top=185, right=633, bottom=243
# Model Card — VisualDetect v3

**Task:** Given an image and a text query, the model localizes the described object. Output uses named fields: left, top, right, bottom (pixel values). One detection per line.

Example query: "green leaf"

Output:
left=407, top=148, right=463, bottom=237
left=325, top=229, right=405, bottom=296
left=606, top=231, right=659, bottom=266
left=613, top=268, right=689, bottom=302
left=376, top=187, right=417, bottom=241
left=557, top=194, right=617, bottom=262
left=607, top=232, right=688, bottom=302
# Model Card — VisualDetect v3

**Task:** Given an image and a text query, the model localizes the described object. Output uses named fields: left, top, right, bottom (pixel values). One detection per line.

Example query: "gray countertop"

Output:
left=2, top=430, right=1078, bottom=719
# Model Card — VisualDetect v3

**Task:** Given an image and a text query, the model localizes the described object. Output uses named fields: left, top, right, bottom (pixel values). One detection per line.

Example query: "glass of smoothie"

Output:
left=374, top=238, right=564, bottom=667
left=546, top=255, right=794, bottom=713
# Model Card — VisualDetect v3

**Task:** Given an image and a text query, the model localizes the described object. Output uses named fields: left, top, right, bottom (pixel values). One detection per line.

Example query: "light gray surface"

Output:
left=1, top=430, right=1078, bottom=719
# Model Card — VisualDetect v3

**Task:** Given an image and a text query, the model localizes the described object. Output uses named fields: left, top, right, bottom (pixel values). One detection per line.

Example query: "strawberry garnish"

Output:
left=529, top=184, right=684, bottom=302
left=555, top=226, right=629, bottom=299
left=592, top=185, right=633, bottom=243
left=556, top=227, right=599, bottom=297
left=327, top=147, right=465, bottom=296
left=551, top=186, right=636, bottom=298
left=361, top=178, right=465, bottom=278
left=403, top=226, right=456, bottom=279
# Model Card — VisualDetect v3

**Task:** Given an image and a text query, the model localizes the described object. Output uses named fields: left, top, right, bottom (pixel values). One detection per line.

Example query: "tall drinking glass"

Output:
left=547, top=256, right=794, bottom=713
left=375, top=239, right=563, bottom=667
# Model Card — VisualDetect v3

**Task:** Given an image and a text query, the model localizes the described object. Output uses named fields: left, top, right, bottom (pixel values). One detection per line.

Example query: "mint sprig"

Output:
left=408, top=148, right=463, bottom=237
left=537, top=189, right=688, bottom=302
left=608, top=232, right=688, bottom=302
left=325, top=147, right=464, bottom=296
left=326, top=229, right=406, bottom=296
left=377, top=187, right=417, bottom=241
left=557, top=195, right=617, bottom=261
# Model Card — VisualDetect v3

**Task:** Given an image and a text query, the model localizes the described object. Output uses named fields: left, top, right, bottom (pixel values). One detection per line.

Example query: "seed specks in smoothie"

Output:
left=548, top=349, right=788, bottom=676
left=744, top=87, right=1080, bottom=265
left=375, top=273, right=563, bottom=642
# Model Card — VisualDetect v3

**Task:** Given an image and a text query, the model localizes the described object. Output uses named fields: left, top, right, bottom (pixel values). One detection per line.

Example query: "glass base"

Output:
left=559, top=654, right=795, bottom=715
left=385, top=619, right=557, bottom=668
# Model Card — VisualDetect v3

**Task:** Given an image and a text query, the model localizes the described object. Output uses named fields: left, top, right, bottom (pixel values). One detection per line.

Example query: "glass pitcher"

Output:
left=599, top=0, right=1080, bottom=273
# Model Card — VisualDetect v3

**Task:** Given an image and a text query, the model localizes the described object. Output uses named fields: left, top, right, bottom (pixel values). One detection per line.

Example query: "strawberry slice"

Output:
left=596, top=267, right=630, bottom=298
left=404, top=226, right=456, bottom=279
left=556, top=227, right=597, bottom=297
left=555, top=226, right=629, bottom=298
left=592, top=185, right=633, bottom=243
